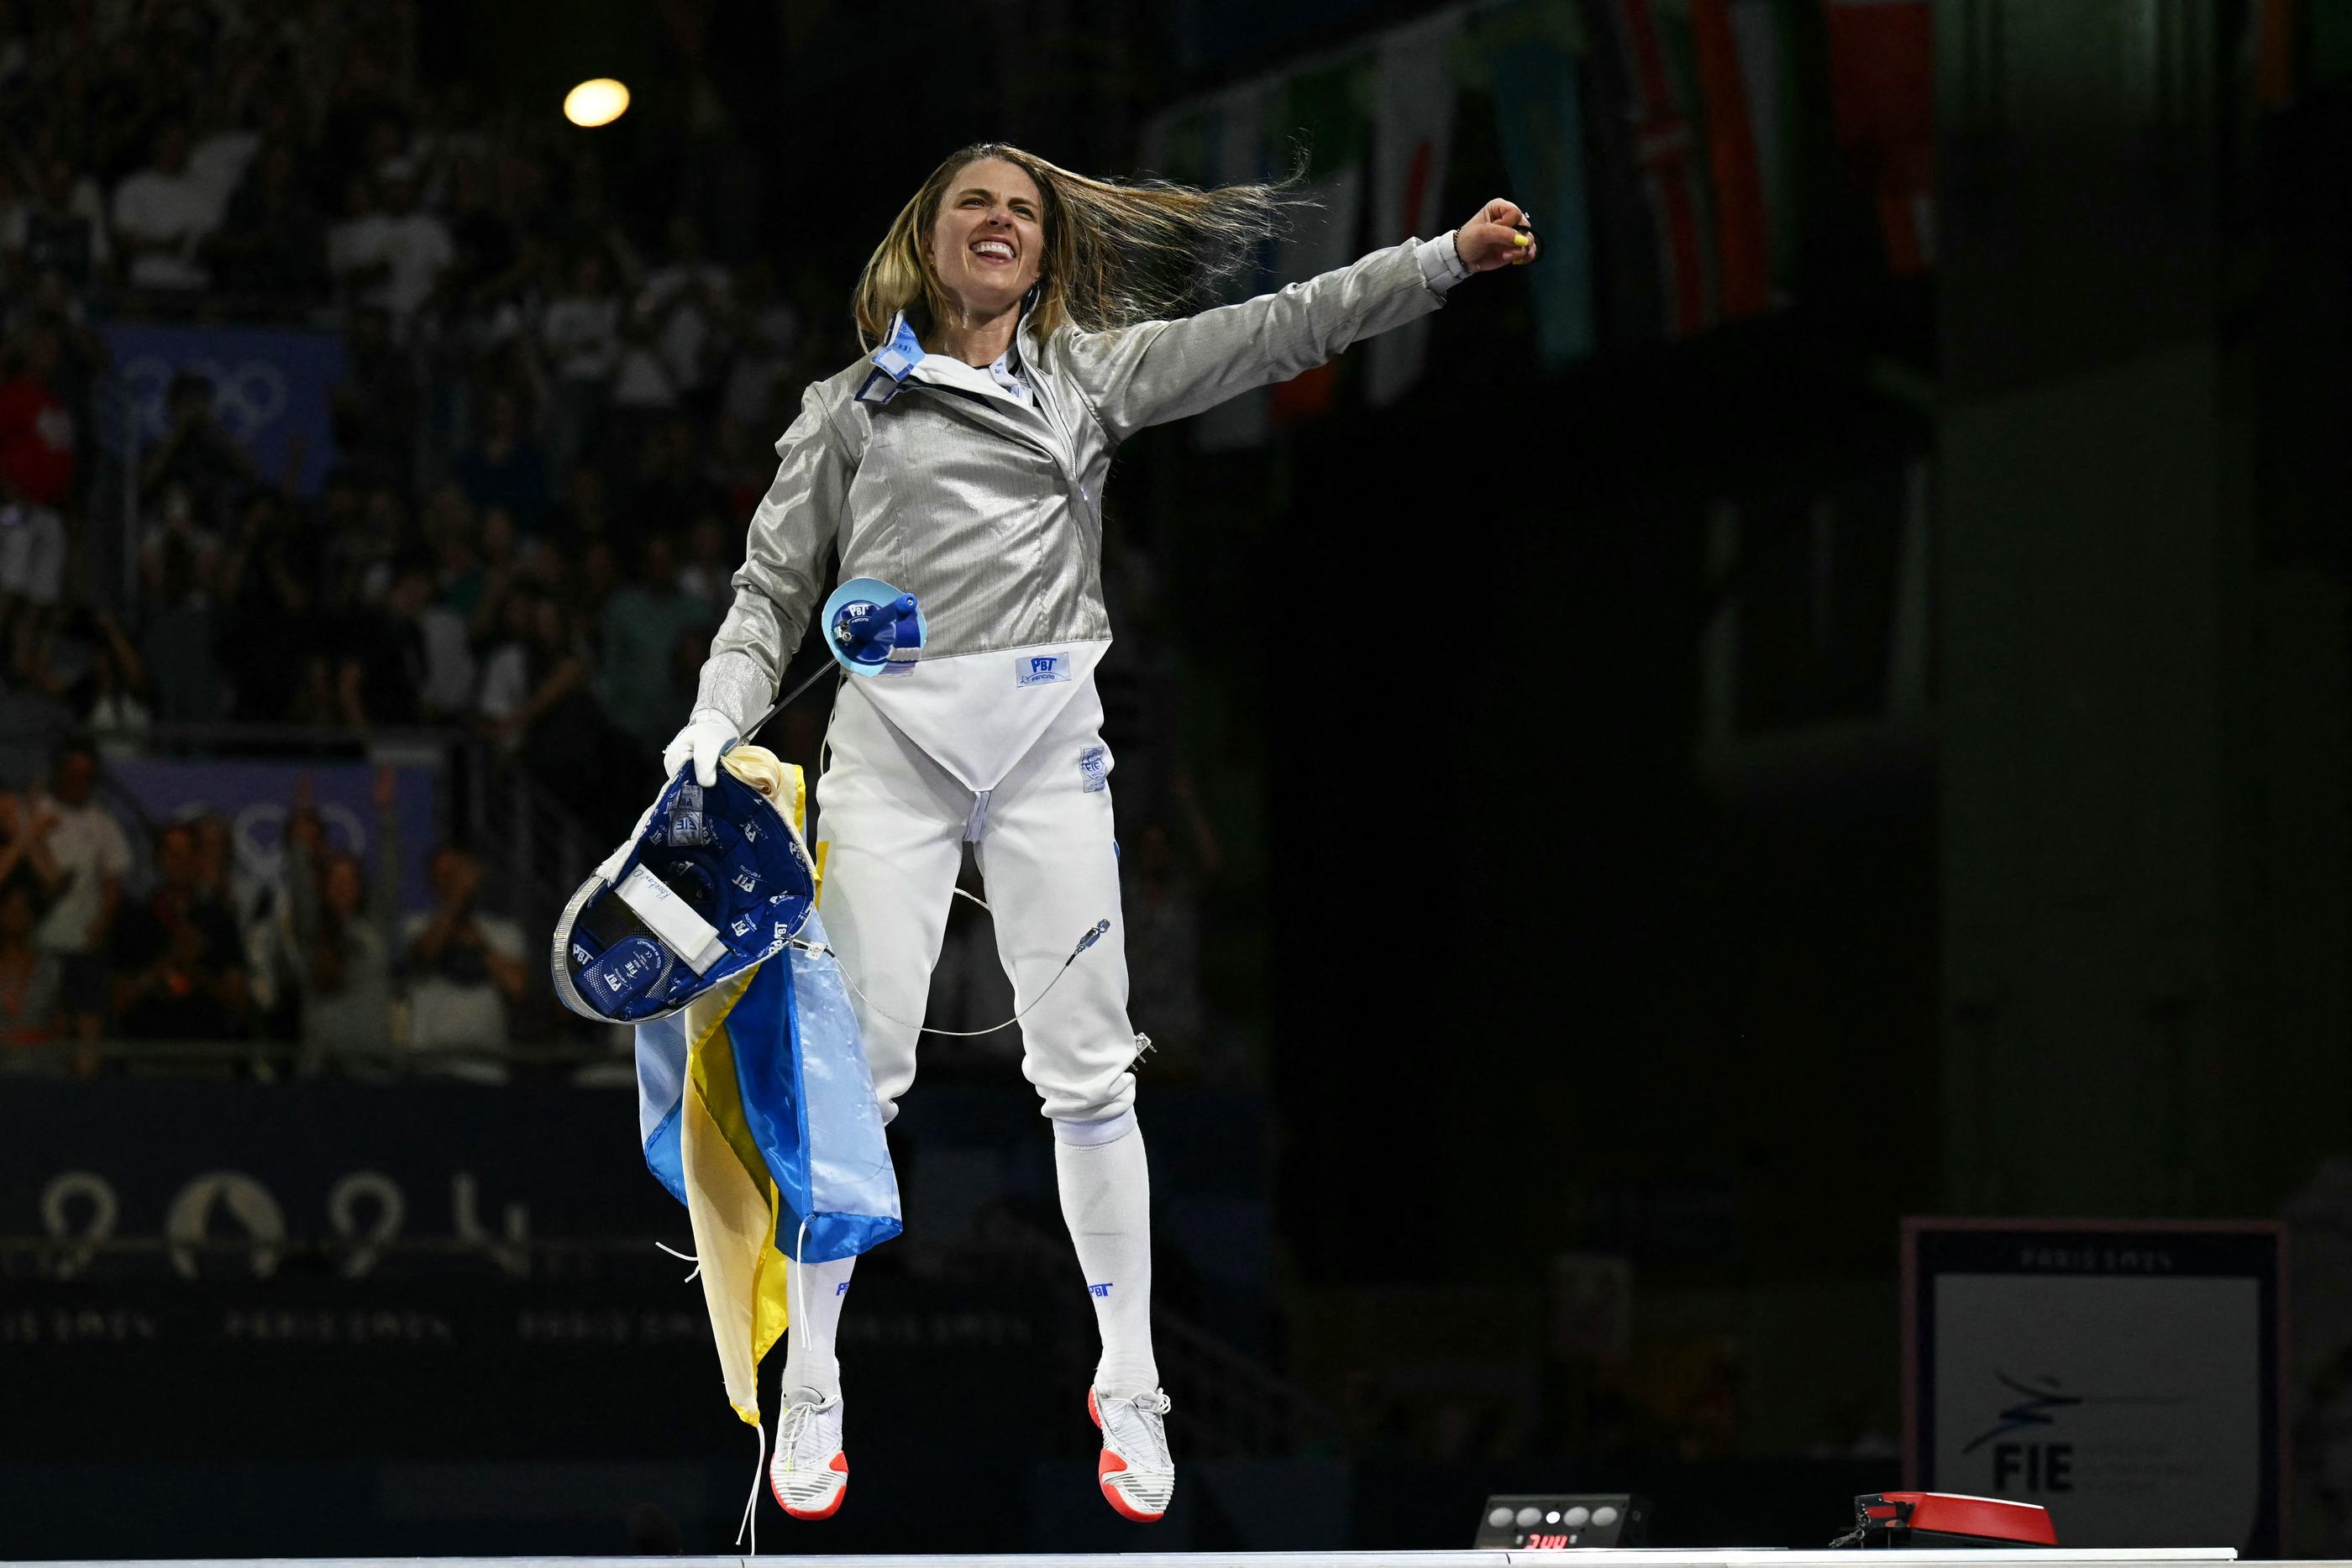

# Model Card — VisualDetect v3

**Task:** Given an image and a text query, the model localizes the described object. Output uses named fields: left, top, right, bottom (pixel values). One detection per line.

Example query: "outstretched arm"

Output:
left=1058, top=199, right=1538, bottom=442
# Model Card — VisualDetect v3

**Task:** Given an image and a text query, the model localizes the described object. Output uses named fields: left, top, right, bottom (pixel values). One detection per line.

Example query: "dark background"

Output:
left=5, top=0, right=2352, bottom=1556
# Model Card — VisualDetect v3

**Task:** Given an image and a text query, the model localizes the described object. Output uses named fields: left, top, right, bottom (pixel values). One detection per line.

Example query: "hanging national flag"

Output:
left=1726, top=0, right=1801, bottom=296
left=1822, top=0, right=1933, bottom=275
left=1597, top=0, right=1719, bottom=337
left=1270, top=55, right=1372, bottom=424
left=1465, top=0, right=1599, bottom=367
left=1691, top=0, right=1771, bottom=317
left=1368, top=8, right=1464, bottom=405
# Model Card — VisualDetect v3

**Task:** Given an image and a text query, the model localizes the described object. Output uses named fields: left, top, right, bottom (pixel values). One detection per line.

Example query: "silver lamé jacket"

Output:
left=692, top=235, right=1460, bottom=734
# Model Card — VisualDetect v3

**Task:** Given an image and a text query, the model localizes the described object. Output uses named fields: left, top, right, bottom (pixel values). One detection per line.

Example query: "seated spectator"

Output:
left=480, top=585, right=639, bottom=835
left=31, top=739, right=129, bottom=1042
left=403, top=844, right=525, bottom=1072
left=452, top=388, right=549, bottom=531
left=111, top=820, right=250, bottom=1041
left=111, top=119, right=222, bottom=293
left=286, top=768, right=402, bottom=1072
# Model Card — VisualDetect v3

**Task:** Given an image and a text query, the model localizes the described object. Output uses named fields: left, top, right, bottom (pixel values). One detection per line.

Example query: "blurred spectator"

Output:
left=3, top=154, right=114, bottom=294
left=402, top=842, right=524, bottom=1067
left=139, top=535, right=224, bottom=723
left=452, top=388, right=548, bottom=532
left=111, top=118, right=221, bottom=294
left=479, top=585, right=638, bottom=833
left=335, top=555, right=429, bottom=729
left=0, top=497, right=68, bottom=612
left=78, top=606, right=152, bottom=740
left=598, top=533, right=710, bottom=751
left=0, top=314, right=75, bottom=509
left=0, top=788, right=65, bottom=1047
left=342, top=160, right=452, bottom=332
left=111, top=819, right=250, bottom=1041
left=207, top=137, right=328, bottom=302
left=541, top=249, right=621, bottom=477
left=721, top=260, right=802, bottom=430
left=677, top=514, right=737, bottom=621
left=544, top=464, right=612, bottom=559
left=0, top=868, right=61, bottom=1056
left=218, top=489, right=318, bottom=721
left=328, top=307, right=418, bottom=490
left=139, top=371, right=256, bottom=538
left=29, top=738, right=129, bottom=1042
left=622, top=415, right=717, bottom=538
left=641, top=214, right=732, bottom=417
left=286, top=768, right=401, bottom=1070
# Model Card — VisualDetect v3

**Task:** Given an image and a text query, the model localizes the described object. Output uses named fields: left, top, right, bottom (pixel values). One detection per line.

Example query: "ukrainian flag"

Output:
left=633, top=749, right=901, bottom=1425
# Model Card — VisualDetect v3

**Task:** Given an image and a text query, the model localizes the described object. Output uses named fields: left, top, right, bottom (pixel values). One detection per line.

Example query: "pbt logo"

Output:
left=1088, top=1282, right=1113, bottom=1298
left=1032, top=657, right=1057, bottom=675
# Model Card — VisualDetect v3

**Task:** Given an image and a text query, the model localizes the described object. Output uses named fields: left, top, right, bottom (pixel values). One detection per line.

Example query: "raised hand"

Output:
left=1452, top=198, right=1540, bottom=273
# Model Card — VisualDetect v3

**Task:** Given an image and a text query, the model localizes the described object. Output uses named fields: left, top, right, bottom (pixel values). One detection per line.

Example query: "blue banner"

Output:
left=103, top=758, right=438, bottom=915
left=101, top=321, right=345, bottom=495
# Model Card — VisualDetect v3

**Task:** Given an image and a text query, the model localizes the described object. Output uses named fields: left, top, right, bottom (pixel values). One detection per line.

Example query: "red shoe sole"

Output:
left=1088, top=1388, right=1166, bottom=1523
left=774, top=1452, right=848, bottom=1520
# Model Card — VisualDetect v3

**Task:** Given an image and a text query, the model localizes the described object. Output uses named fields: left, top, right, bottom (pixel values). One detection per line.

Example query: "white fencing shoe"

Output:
left=1088, top=1387, right=1174, bottom=1522
left=769, top=1391, right=848, bottom=1519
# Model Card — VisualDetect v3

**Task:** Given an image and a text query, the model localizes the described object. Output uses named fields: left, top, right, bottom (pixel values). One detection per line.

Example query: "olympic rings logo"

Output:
left=121, top=354, right=291, bottom=443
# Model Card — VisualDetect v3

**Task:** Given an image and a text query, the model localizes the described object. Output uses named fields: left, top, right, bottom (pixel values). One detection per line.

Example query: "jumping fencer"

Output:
left=664, top=141, right=1536, bottom=1524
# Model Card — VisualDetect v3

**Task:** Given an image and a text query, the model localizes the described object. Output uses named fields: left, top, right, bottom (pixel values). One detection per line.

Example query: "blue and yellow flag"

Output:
left=632, top=750, right=901, bottom=1424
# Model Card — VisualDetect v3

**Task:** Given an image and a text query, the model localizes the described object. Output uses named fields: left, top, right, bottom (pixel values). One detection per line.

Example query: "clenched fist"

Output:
left=1452, top=198, right=1540, bottom=272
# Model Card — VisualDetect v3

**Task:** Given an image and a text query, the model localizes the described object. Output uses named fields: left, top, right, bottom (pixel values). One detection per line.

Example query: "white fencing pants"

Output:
left=810, top=675, right=1139, bottom=1127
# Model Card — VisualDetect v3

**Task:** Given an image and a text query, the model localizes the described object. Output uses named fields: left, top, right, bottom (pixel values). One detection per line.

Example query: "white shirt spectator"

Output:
left=33, top=796, right=133, bottom=955
left=112, top=165, right=220, bottom=289
left=475, top=642, right=529, bottom=726
left=643, top=263, right=732, bottom=392
left=189, top=128, right=261, bottom=209
left=402, top=909, right=526, bottom=1050
left=542, top=295, right=621, bottom=383
left=417, top=603, right=476, bottom=717
left=0, top=502, right=67, bottom=606
left=341, top=209, right=454, bottom=323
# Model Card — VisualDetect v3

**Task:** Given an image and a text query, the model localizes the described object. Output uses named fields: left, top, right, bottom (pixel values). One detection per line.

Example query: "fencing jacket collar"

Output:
left=855, top=310, right=1036, bottom=410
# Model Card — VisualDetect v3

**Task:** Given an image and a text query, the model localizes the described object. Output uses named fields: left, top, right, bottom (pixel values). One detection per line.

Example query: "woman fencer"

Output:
left=665, top=141, right=1536, bottom=1524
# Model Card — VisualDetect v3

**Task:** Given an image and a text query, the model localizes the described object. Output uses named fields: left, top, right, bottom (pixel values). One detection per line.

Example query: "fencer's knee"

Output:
left=1037, top=1062, right=1137, bottom=1129
left=1053, top=1105, right=1137, bottom=1146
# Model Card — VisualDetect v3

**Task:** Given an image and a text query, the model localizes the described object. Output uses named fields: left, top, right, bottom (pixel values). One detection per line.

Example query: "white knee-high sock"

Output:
left=780, top=1254, right=855, bottom=1403
left=1053, top=1109, right=1158, bottom=1398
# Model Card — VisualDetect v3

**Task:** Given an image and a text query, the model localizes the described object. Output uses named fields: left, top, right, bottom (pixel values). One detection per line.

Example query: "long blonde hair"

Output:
left=852, top=141, right=1299, bottom=348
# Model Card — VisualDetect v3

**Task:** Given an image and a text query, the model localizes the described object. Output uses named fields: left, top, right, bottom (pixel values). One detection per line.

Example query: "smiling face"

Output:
left=927, top=156, right=1046, bottom=325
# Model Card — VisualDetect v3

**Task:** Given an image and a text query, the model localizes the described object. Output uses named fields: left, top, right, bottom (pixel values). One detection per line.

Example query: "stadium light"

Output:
left=564, top=78, right=630, bottom=128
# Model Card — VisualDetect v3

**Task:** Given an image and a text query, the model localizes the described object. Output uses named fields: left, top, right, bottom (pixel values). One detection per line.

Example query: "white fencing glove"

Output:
left=662, top=709, right=739, bottom=787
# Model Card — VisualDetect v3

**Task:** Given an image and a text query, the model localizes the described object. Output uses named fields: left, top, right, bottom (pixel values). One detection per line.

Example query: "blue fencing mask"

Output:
left=552, top=762, right=816, bottom=1023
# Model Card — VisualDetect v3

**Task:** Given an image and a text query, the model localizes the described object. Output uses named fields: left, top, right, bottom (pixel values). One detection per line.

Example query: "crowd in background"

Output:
left=0, top=0, right=1221, bottom=1073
